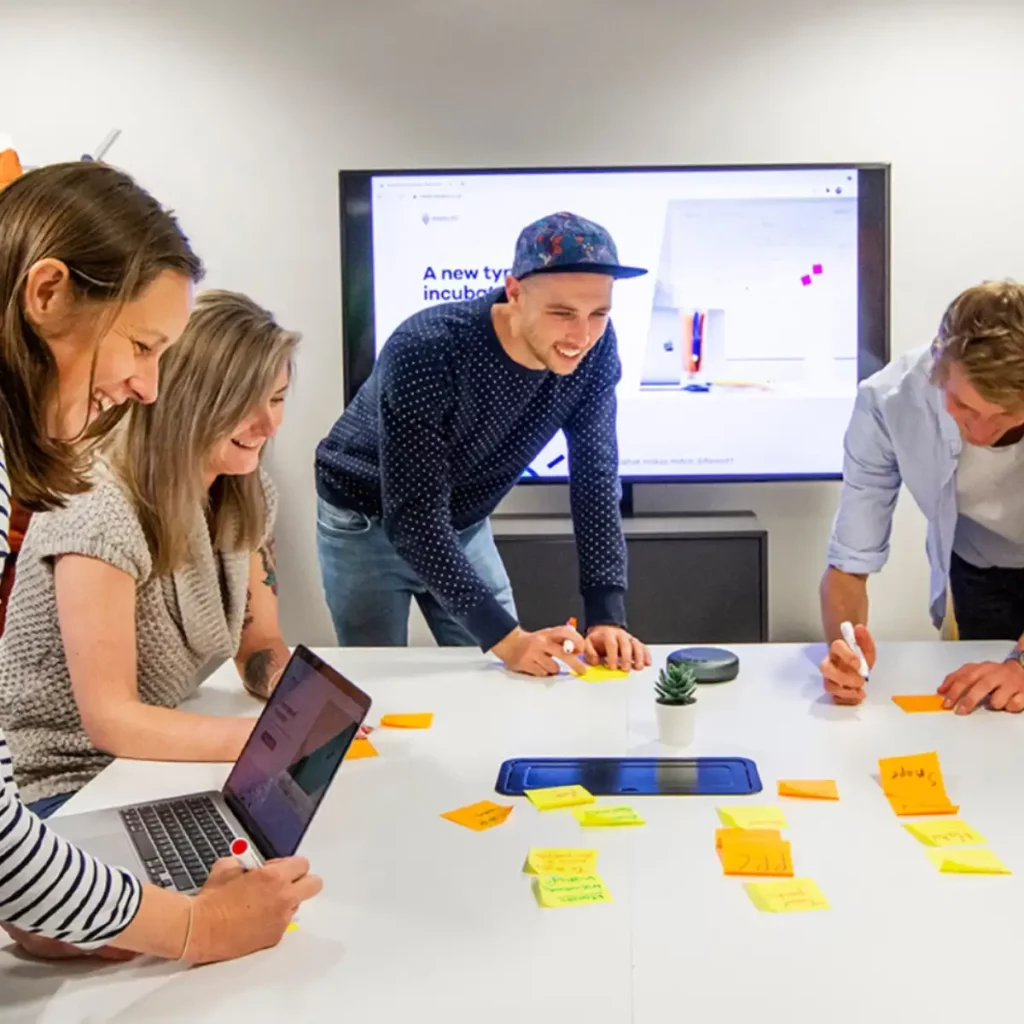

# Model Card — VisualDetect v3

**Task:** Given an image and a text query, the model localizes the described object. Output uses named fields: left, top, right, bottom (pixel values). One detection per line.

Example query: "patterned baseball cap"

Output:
left=511, top=211, right=647, bottom=281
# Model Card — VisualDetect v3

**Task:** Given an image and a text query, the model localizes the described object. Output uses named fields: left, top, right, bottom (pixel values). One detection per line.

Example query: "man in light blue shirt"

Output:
left=819, top=281, right=1024, bottom=714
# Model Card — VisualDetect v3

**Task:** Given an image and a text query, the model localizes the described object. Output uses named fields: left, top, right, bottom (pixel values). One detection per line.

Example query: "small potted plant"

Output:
left=655, top=661, right=698, bottom=746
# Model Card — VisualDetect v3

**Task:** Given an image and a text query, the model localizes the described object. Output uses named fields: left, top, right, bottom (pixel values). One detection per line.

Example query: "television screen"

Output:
left=339, top=164, right=889, bottom=482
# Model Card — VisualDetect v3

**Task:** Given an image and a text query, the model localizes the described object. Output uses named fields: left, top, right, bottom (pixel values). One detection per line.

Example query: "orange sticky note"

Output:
left=887, top=794, right=960, bottom=816
left=441, top=800, right=513, bottom=832
left=346, top=738, right=378, bottom=760
left=892, top=695, right=949, bottom=713
left=777, top=779, right=839, bottom=801
left=380, top=713, right=434, bottom=729
left=715, top=828, right=782, bottom=850
left=720, top=838, right=794, bottom=877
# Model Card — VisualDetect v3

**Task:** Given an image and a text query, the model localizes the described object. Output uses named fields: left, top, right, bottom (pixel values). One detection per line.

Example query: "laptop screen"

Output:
left=223, top=646, right=371, bottom=859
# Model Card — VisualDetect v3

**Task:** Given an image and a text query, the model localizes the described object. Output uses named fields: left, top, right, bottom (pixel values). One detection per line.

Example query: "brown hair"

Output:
left=930, top=280, right=1024, bottom=410
left=113, top=290, right=298, bottom=575
left=0, top=162, right=204, bottom=510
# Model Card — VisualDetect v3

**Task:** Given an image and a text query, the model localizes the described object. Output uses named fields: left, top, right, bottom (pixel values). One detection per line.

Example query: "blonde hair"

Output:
left=930, top=280, right=1024, bottom=411
left=113, top=290, right=299, bottom=574
left=0, top=162, right=203, bottom=510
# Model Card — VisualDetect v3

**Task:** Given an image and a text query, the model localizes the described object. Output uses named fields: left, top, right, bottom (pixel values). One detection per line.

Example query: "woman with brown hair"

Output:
left=0, top=290, right=298, bottom=812
left=0, top=162, right=320, bottom=964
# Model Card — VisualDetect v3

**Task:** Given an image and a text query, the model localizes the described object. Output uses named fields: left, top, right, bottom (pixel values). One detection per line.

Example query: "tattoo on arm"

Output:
left=243, top=588, right=254, bottom=632
left=260, top=537, right=278, bottom=596
left=244, top=649, right=274, bottom=698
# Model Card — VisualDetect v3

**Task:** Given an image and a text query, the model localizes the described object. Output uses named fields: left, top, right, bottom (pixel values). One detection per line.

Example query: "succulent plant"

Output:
left=655, top=661, right=698, bottom=706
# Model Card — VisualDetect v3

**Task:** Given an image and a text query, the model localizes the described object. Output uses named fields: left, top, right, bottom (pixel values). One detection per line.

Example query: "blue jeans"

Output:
left=316, top=496, right=517, bottom=647
left=27, top=792, right=74, bottom=819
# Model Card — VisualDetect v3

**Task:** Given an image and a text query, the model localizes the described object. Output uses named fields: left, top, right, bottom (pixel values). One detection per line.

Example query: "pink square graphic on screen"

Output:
left=801, top=274, right=812, bottom=286
left=813, top=264, right=823, bottom=275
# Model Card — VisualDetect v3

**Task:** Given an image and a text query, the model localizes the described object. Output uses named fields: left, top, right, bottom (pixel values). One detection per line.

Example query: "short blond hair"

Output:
left=930, top=280, right=1024, bottom=411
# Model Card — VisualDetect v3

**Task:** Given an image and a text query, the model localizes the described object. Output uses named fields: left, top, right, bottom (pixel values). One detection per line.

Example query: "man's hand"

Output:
left=584, top=626, right=650, bottom=672
left=819, top=623, right=876, bottom=705
left=937, top=659, right=1024, bottom=715
left=491, top=625, right=586, bottom=677
left=2, top=923, right=136, bottom=962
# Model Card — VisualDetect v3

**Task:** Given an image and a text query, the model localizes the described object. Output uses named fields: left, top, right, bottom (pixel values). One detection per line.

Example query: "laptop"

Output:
left=49, top=645, right=372, bottom=894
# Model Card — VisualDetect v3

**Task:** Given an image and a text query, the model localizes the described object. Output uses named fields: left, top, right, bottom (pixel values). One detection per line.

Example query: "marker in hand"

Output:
left=563, top=617, right=578, bottom=654
left=231, top=836, right=260, bottom=871
left=839, top=621, right=870, bottom=681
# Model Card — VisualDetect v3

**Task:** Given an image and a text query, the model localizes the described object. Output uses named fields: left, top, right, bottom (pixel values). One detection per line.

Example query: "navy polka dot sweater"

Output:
left=315, top=290, right=627, bottom=651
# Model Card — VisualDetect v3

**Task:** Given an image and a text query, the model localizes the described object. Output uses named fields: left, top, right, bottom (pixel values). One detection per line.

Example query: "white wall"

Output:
left=3, top=0, right=1024, bottom=646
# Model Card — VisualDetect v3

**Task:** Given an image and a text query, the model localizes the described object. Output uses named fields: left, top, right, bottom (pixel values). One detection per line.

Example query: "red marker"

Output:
left=564, top=617, right=578, bottom=654
left=231, top=836, right=260, bottom=871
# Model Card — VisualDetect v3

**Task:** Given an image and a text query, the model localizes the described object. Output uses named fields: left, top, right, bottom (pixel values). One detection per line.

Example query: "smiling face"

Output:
left=22, top=260, right=195, bottom=437
left=204, top=363, right=290, bottom=480
left=504, top=272, right=613, bottom=374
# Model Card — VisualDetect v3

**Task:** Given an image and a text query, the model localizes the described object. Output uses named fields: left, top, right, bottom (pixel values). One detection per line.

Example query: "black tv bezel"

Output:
left=339, top=161, right=890, bottom=485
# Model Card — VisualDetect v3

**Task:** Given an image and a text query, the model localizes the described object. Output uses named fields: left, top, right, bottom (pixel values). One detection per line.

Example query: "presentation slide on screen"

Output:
left=370, top=168, right=862, bottom=478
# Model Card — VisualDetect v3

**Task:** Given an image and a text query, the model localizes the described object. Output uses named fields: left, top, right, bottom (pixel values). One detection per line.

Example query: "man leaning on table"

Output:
left=820, top=280, right=1024, bottom=715
left=315, top=212, right=651, bottom=677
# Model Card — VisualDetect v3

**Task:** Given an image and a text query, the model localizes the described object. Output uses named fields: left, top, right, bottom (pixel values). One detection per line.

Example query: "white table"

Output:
left=2, top=642, right=1022, bottom=1023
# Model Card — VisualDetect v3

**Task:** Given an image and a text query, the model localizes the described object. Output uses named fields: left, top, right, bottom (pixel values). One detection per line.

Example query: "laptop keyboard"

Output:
left=121, top=796, right=237, bottom=892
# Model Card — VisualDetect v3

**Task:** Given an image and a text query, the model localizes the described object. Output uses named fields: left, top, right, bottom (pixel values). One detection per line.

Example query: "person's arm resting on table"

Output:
left=235, top=537, right=290, bottom=700
left=564, top=337, right=649, bottom=672
left=56, top=554, right=254, bottom=762
left=378, top=335, right=582, bottom=677
left=818, top=385, right=899, bottom=703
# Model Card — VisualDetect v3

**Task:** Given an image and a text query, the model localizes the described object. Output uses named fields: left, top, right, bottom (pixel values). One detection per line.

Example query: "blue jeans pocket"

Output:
left=316, top=497, right=372, bottom=536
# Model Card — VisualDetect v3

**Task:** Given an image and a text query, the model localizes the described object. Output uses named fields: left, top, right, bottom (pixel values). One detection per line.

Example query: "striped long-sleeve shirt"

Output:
left=0, top=430, right=143, bottom=947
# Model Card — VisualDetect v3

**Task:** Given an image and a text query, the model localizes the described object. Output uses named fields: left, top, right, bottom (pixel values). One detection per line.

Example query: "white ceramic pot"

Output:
left=656, top=700, right=697, bottom=747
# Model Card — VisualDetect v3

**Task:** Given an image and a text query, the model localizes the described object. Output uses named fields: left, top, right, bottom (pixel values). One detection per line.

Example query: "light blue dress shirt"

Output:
left=827, top=343, right=962, bottom=628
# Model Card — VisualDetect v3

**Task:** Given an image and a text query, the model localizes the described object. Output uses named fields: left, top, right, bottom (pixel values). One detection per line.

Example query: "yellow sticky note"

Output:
left=525, top=785, right=595, bottom=811
left=346, top=738, right=378, bottom=760
left=892, top=695, right=949, bottom=713
left=534, top=873, right=613, bottom=908
left=523, top=848, right=598, bottom=876
left=720, top=838, right=794, bottom=877
left=576, top=663, right=630, bottom=683
left=777, top=779, right=839, bottom=801
left=441, top=800, right=513, bottom=832
left=903, top=819, right=988, bottom=847
left=286, top=922, right=299, bottom=933
left=380, top=713, right=433, bottom=729
left=744, top=878, right=830, bottom=913
left=926, top=848, right=1011, bottom=875
left=573, top=806, right=645, bottom=827
left=717, top=805, right=789, bottom=830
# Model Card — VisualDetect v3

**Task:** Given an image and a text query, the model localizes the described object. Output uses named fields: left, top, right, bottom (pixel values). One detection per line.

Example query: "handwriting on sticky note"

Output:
left=716, top=828, right=782, bottom=850
left=926, top=848, right=1011, bottom=875
left=744, top=878, right=830, bottom=913
left=892, top=695, right=949, bottom=713
left=879, top=752, right=957, bottom=815
left=904, top=819, right=988, bottom=847
left=777, top=780, right=839, bottom=801
left=575, top=663, right=630, bottom=683
left=523, top=848, right=599, bottom=876
left=441, top=800, right=513, bottom=832
left=573, top=805, right=645, bottom=827
left=721, top=838, right=794, bottom=877
left=380, top=713, right=434, bottom=729
left=717, top=805, right=788, bottom=830
left=534, top=873, right=613, bottom=908
left=525, top=785, right=595, bottom=811
left=346, top=738, right=378, bottom=760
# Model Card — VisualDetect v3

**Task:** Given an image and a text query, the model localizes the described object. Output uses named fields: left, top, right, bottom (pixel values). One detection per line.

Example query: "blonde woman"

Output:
left=0, top=290, right=296, bottom=821
left=0, top=162, right=318, bottom=964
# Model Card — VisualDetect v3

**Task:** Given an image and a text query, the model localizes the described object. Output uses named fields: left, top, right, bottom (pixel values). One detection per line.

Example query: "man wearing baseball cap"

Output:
left=314, top=211, right=651, bottom=677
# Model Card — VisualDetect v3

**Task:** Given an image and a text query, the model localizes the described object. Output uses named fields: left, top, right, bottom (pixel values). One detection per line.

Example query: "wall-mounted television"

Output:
left=339, top=163, right=889, bottom=483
